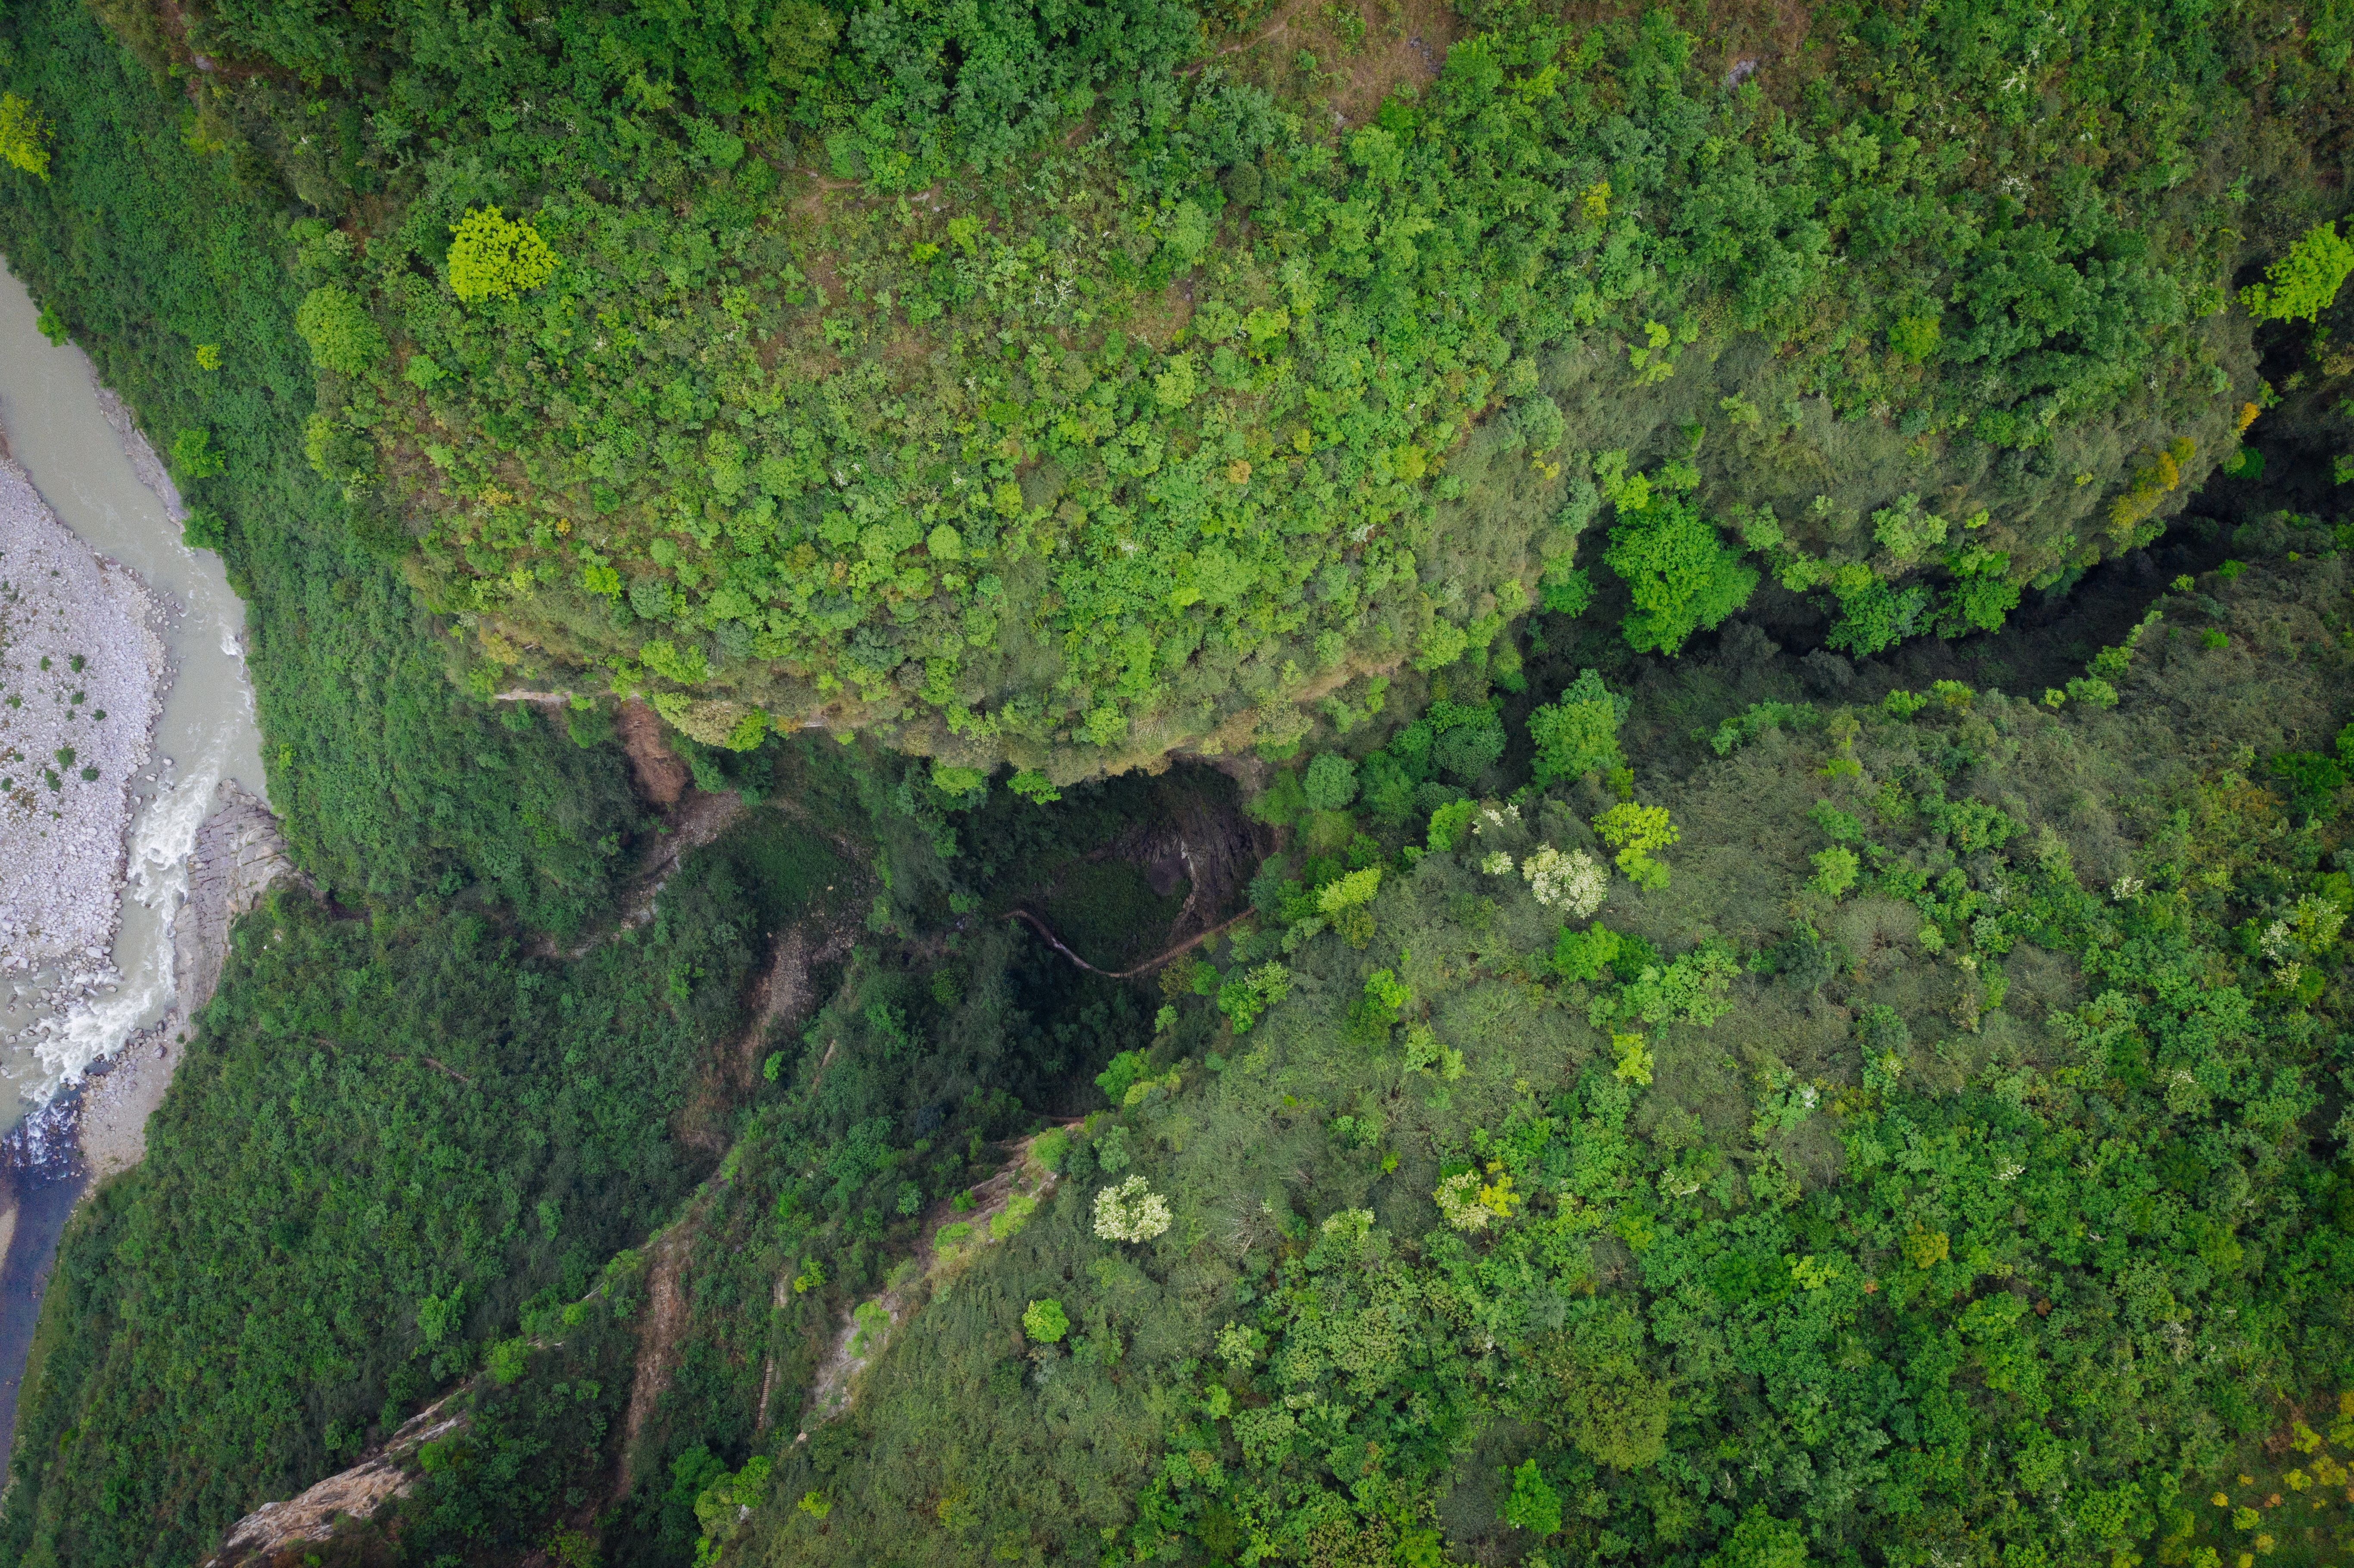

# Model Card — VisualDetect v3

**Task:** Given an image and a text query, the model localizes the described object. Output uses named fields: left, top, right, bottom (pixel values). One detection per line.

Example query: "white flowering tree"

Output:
left=1522, top=844, right=1607, bottom=916
left=1093, top=1175, right=1172, bottom=1242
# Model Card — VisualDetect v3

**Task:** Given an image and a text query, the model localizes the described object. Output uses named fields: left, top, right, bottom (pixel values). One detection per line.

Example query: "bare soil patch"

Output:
left=616, top=698, right=688, bottom=806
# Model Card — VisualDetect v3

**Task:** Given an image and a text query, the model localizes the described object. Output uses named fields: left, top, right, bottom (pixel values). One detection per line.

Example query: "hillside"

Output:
left=0, top=1, right=2351, bottom=1567
left=39, top=0, right=2354, bottom=779
left=749, top=545, right=2354, bottom=1568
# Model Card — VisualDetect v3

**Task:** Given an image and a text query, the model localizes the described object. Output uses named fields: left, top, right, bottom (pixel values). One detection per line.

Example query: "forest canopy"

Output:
left=63, top=0, right=2347, bottom=778
left=5, top=1, right=2354, bottom=1567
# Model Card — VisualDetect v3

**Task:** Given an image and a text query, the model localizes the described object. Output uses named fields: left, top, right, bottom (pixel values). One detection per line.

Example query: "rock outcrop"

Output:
left=78, top=781, right=298, bottom=1176
left=199, top=1392, right=468, bottom=1568
left=171, top=781, right=296, bottom=1018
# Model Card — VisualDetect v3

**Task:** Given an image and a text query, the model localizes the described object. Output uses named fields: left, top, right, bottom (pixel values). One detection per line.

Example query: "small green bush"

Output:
left=1303, top=753, right=1358, bottom=811
left=1809, top=846, right=1859, bottom=898
left=1022, top=1298, right=1070, bottom=1343
left=1528, top=669, right=1628, bottom=784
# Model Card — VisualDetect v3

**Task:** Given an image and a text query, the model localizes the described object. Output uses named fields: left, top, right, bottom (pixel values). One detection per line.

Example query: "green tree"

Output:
left=1537, top=1307, right=1672, bottom=1471
left=1705, top=1507, right=1809, bottom=1568
left=169, top=426, right=223, bottom=479
left=1552, top=923, right=1622, bottom=983
left=1603, top=493, right=1759, bottom=654
left=2241, top=221, right=2354, bottom=323
left=1528, top=669, right=1628, bottom=784
left=1022, top=1299, right=1070, bottom=1342
left=1430, top=707, right=1506, bottom=782
left=1303, top=753, right=1358, bottom=810
left=1809, top=846, right=1858, bottom=897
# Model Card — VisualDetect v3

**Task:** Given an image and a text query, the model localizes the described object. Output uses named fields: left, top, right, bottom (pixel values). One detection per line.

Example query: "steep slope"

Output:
left=746, top=544, right=2354, bottom=1567
left=38, top=0, right=2354, bottom=778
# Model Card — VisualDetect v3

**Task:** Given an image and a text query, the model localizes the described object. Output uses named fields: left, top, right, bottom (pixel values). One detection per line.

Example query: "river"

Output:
left=0, top=260, right=266, bottom=1468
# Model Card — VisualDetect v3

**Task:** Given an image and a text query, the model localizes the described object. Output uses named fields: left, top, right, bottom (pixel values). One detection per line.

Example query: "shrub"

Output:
left=2269, top=751, right=2348, bottom=820
left=989, top=1193, right=1037, bottom=1240
left=1302, top=753, right=1358, bottom=810
left=1859, top=1002, right=1908, bottom=1092
left=447, top=205, right=557, bottom=303
left=1358, top=751, right=1417, bottom=825
left=302, top=412, right=371, bottom=484
left=1707, top=701, right=1814, bottom=756
left=181, top=508, right=227, bottom=553
left=1032, top=1127, right=1069, bottom=1173
left=1246, top=771, right=1308, bottom=826
left=1431, top=710, right=1506, bottom=782
left=1021, top=1298, right=1070, bottom=1342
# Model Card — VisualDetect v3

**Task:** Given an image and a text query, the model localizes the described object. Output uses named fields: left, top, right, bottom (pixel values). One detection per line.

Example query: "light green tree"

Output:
left=2241, top=221, right=2354, bottom=323
left=1593, top=802, right=1679, bottom=889
left=447, top=205, right=558, bottom=303
left=1021, top=1298, right=1070, bottom=1342
left=0, top=92, right=50, bottom=178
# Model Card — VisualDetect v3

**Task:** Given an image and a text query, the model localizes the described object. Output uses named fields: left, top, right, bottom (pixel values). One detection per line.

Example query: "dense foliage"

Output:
left=750, top=549, right=2354, bottom=1568
left=8, top=2, right=2354, bottom=1567
left=0, top=0, right=639, bottom=934
left=60, top=0, right=2350, bottom=776
left=0, top=808, right=842, bottom=1567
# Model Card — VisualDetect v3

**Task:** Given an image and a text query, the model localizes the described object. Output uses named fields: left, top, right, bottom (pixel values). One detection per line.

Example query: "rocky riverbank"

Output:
left=79, top=781, right=296, bottom=1176
left=0, top=449, right=167, bottom=1075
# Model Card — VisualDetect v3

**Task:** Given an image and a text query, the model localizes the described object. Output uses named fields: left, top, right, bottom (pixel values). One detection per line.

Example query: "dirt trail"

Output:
left=617, top=1223, right=691, bottom=1490
left=1006, top=905, right=1255, bottom=980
